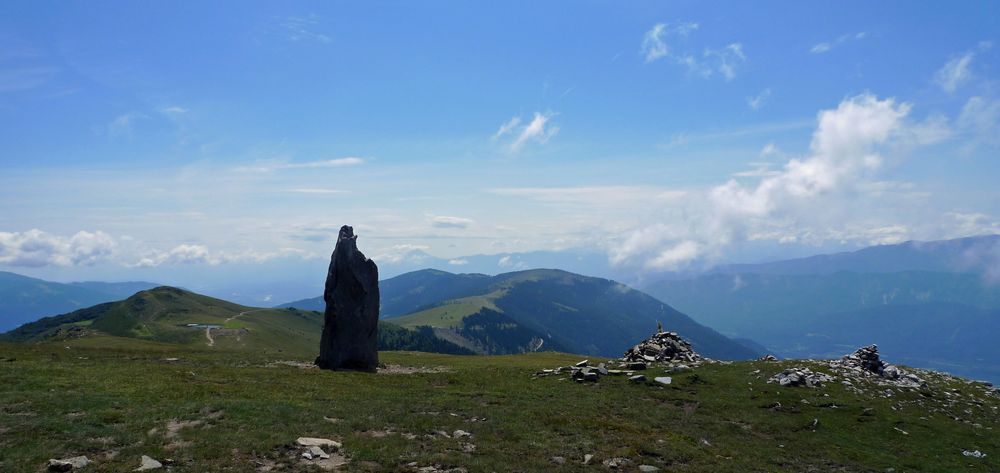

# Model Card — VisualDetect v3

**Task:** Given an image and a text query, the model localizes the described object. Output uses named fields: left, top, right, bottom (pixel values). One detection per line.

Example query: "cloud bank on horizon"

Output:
left=1, top=2, right=999, bottom=283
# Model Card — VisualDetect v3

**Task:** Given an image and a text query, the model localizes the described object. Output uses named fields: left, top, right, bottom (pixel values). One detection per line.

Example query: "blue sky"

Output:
left=1, top=2, right=999, bottom=301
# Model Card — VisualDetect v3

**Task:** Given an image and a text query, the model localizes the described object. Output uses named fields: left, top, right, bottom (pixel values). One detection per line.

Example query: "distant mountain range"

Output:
left=0, top=271, right=159, bottom=332
left=280, top=268, right=759, bottom=359
left=643, top=234, right=1000, bottom=382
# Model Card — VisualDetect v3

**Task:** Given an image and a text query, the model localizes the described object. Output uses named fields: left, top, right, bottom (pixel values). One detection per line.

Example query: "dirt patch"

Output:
left=378, top=364, right=453, bottom=375
left=265, top=360, right=317, bottom=369
left=166, top=419, right=203, bottom=438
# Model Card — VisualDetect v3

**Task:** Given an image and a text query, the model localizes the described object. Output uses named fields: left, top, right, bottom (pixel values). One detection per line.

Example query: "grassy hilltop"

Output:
left=1, top=339, right=999, bottom=472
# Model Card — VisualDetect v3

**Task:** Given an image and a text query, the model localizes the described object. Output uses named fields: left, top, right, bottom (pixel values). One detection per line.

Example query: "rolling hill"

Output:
left=286, top=268, right=759, bottom=359
left=0, top=271, right=160, bottom=332
left=1, top=286, right=471, bottom=357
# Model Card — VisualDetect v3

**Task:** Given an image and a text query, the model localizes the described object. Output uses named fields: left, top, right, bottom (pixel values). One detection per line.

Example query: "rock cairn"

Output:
left=315, top=225, right=380, bottom=372
left=829, top=344, right=925, bottom=388
left=621, top=329, right=701, bottom=365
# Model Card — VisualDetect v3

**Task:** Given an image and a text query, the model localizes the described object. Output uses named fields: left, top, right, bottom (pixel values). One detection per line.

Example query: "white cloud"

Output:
left=0, top=229, right=116, bottom=267
left=160, top=106, right=188, bottom=114
left=372, top=244, right=430, bottom=265
left=642, top=22, right=746, bottom=80
left=810, top=32, right=867, bottom=54
left=107, top=113, right=146, bottom=138
left=641, top=22, right=699, bottom=63
left=935, top=52, right=974, bottom=93
left=448, top=258, right=468, bottom=266
left=489, top=186, right=686, bottom=207
left=642, top=24, right=669, bottom=63
left=958, top=96, right=1000, bottom=148
left=493, top=116, right=522, bottom=140
left=430, top=216, right=474, bottom=229
left=279, top=14, right=332, bottom=44
left=132, top=245, right=313, bottom=268
left=495, top=112, right=559, bottom=153
left=235, top=157, right=365, bottom=173
left=746, top=88, right=771, bottom=110
left=707, top=43, right=746, bottom=81
left=610, top=94, right=946, bottom=272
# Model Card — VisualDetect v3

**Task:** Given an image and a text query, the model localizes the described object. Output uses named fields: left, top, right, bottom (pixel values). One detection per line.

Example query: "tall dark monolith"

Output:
left=315, top=225, right=380, bottom=372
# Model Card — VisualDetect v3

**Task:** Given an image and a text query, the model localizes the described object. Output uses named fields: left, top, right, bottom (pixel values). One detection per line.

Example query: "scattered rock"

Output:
left=452, top=430, right=471, bottom=438
left=575, top=360, right=589, bottom=367
left=550, top=456, right=566, bottom=465
left=759, top=354, right=778, bottom=361
left=768, top=368, right=835, bottom=388
left=963, top=450, right=987, bottom=458
left=654, top=376, right=673, bottom=385
left=47, top=456, right=91, bottom=472
left=583, top=454, right=594, bottom=465
left=639, top=466, right=660, bottom=472
left=629, top=375, right=646, bottom=382
left=135, top=455, right=162, bottom=471
left=308, top=446, right=331, bottom=460
left=296, top=437, right=342, bottom=450
left=315, top=225, right=380, bottom=372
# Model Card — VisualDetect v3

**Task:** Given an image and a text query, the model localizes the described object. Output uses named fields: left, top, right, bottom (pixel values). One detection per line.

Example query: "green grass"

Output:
left=389, top=293, right=501, bottom=329
left=2, top=341, right=998, bottom=472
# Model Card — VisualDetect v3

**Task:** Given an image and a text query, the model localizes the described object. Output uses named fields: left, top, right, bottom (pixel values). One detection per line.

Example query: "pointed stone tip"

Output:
left=338, top=225, right=355, bottom=240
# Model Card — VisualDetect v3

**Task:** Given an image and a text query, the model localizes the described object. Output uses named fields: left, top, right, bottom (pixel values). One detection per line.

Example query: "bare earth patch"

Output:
left=377, top=364, right=453, bottom=375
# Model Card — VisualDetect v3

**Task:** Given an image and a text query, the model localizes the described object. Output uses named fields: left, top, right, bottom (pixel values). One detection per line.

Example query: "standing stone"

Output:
left=315, top=225, right=380, bottom=372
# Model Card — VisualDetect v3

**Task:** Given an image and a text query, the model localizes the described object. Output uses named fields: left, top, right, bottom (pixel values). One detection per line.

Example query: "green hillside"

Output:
left=1, top=287, right=470, bottom=357
left=1, top=341, right=998, bottom=472
left=0, top=271, right=159, bottom=332
left=384, top=269, right=758, bottom=359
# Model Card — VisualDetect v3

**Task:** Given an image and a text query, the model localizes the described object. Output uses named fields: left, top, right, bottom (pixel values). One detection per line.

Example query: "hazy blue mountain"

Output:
left=645, top=271, right=1000, bottom=337
left=713, top=235, right=1000, bottom=276
left=0, top=271, right=159, bottom=332
left=644, top=269, right=1000, bottom=382
left=769, top=302, right=1000, bottom=383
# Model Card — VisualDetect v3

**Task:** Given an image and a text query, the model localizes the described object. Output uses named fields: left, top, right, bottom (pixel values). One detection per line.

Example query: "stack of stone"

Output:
left=830, top=344, right=925, bottom=388
left=768, top=367, right=836, bottom=388
left=620, top=330, right=701, bottom=366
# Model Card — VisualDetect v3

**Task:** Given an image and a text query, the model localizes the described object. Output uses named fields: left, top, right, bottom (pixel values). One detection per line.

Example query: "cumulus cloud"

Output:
left=448, top=258, right=468, bottom=266
left=373, top=244, right=431, bottom=265
left=609, top=94, right=946, bottom=271
left=935, top=52, right=975, bottom=93
left=132, top=245, right=313, bottom=268
left=235, top=157, right=365, bottom=173
left=0, top=229, right=116, bottom=267
left=430, top=216, right=474, bottom=229
left=494, top=112, right=559, bottom=152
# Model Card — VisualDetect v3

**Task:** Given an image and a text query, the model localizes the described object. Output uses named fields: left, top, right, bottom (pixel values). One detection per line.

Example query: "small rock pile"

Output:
left=829, top=345, right=925, bottom=388
left=295, top=437, right=345, bottom=469
left=621, top=330, right=701, bottom=365
left=534, top=359, right=634, bottom=383
left=768, top=367, right=836, bottom=388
